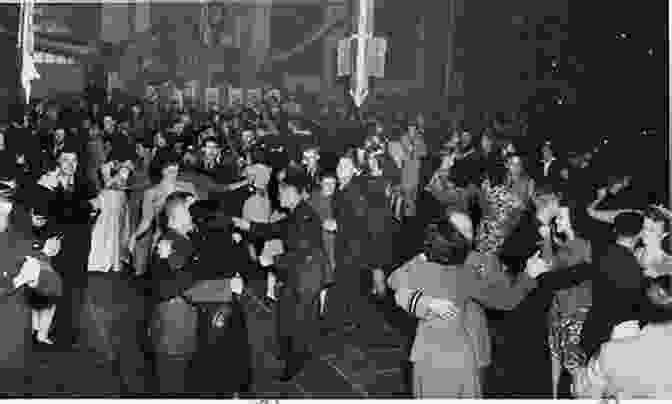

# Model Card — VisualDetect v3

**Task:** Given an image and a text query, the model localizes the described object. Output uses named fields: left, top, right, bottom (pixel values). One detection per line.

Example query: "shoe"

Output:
left=275, top=353, right=310, bottom=382
left=36, top=335, right=54, bottom=345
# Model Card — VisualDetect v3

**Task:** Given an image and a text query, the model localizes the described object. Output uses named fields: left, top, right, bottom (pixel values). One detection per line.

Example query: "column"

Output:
left=322, top=0, right=347, bottom=102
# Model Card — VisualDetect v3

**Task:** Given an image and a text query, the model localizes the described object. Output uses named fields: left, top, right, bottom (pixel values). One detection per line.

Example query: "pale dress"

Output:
left=88, top=188, right=130, bottom=273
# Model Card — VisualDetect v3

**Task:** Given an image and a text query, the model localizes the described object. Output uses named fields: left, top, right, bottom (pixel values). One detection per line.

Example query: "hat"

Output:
left=244, top=163, right=272, bottom=189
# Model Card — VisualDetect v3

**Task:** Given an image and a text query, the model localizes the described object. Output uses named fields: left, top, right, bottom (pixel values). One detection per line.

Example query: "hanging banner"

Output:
left=205, top=87, right=219, bottom=105
left=229, top=87, right=243, bottom=107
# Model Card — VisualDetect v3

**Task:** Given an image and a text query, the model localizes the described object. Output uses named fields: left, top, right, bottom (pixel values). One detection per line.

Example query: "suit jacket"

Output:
left=581, top=243, right=647, bottom=358
left=574, top=323, right=672, bottom=399
left=250, top=201, right=327, bottom=294
left=332, top=177, right=374, bottom=271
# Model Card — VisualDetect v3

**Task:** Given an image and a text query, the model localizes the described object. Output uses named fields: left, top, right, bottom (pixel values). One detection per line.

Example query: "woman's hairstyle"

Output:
left=423, top=217, right=472, bottom=266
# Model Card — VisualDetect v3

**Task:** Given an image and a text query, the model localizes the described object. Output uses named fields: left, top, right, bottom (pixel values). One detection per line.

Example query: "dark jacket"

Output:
left=0, top=229, right=61, bottom=370
left=332, top=177, right=375, bottom=272
left=581, top=243, right=647, bottom=358
left=249, top=201, right=328, bottom=292
left=153, top=230, right=198, bottom=302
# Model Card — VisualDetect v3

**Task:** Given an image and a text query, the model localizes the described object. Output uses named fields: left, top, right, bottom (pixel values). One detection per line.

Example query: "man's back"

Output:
left=582, top=243, right=645, bottom=357
left=577, top=323, right=672, bottom=399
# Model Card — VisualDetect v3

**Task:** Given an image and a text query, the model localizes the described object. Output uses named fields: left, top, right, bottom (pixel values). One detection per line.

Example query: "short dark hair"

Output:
left=614, top=211, right=644, bottom=238
left=423, top=218, right=471, bottom=266
left=283, top=171, right=311, bottom=194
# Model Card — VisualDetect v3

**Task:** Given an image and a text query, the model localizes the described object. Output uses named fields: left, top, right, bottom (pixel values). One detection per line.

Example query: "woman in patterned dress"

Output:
left=545, top=206, right=593, bottom=398
left=475, top=169, right=529, bottom=256
left=636, top=206, right=672, bottom=278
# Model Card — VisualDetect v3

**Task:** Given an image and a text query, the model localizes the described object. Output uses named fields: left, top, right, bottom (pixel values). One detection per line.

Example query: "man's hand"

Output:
left=426, top=297, right=460, bottom=320
left=157, top=239, right=173, bottom=259
left=596, top=187, right=608, bottom=200
left=322, top=219, right=337, bottom=232
left=232, top=217, right=251, bottom=231
left=232, top=232, right=243, bottom=244
left=42, top=236, right=62, bottom=258
left=525, top=251, right=550, bottom=279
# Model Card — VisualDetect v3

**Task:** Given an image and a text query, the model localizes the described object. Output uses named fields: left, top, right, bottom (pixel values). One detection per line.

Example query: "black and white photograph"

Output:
left=0, top=0, right=667, bottom=399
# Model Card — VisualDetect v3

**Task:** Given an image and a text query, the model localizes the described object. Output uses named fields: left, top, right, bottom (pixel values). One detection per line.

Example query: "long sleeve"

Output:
left=572, top=352, right=611, bottom=398
left=465, top=269, right=538, bottom=310
left=536, top=262, right=594, bottom=292
left=249, top=219, right=287, bottom=241
left=393, top=287, right=433, bottom=320
left=387, top=255, right=437, bottom=319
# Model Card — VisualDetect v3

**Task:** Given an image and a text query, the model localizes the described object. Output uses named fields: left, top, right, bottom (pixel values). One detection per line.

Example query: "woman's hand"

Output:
left=231, top=217, right=251, bottom=231
left=42, top=236, right=62, bottom=258
left=427, top=297, right=460, bottom=320
left=596, top=187, right=608, bottom=200
left=128, top=234, right=137, bottom=254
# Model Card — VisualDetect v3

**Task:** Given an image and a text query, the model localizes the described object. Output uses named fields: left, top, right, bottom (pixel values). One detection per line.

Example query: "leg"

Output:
left=551, top=356, right=561, bottom=399
left=155, top=354, right=191, bottom=395
left=35, top=305, right=56, bottom=344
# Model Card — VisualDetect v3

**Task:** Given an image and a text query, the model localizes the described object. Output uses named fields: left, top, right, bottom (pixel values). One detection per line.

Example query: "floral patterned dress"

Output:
left=475, top=180, right=527, bottom=256
left=547, top=237, right=593, bottom=372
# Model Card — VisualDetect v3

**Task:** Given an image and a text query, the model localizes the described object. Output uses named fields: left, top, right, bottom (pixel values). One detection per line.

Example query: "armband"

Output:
left=408, top=289, right=424, bottom=315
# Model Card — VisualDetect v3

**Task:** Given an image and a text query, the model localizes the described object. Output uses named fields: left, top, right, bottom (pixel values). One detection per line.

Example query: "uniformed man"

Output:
left=0, top=193, right=62, bottom=394
left=151, top=192, right=200, bottom=395
left=233, top=172, right=329, bottom=381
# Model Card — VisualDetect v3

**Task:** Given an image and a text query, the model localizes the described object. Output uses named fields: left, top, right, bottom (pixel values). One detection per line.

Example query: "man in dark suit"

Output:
left=537, top=142, right=562, bottom=186
left=38, top=145, right=96, bottom=348
left=320, top=154, right=395, bottom=346
left=580, top=211, right=646, bottom=359
left=233, top=172, right=329, bottom=380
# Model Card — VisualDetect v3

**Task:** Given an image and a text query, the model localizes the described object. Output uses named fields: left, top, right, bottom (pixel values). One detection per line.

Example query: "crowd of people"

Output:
left=0, top=85, right=669, bottom=399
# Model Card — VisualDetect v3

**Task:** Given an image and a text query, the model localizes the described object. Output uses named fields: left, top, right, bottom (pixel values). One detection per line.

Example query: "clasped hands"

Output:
left=525, top=250, right=552, bottom=279
left=13, top=256, right=42, bottom=289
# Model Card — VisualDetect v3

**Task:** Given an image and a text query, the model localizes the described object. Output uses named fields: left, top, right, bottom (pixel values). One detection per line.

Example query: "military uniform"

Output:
left=151, top=230, right=199, bottom=395
left=248, top=201, right=328, bottom=375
